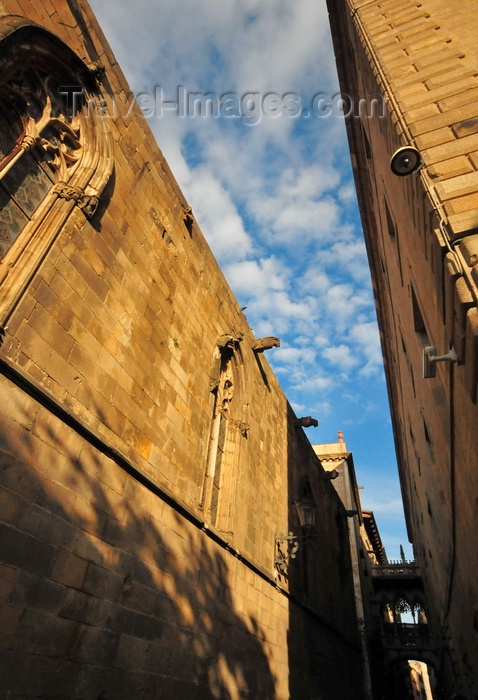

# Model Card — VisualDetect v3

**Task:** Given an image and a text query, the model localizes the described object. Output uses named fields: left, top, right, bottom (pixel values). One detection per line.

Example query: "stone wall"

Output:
left=327, top=1, right=478, bottom=697
left=0, top=1, right=363, bottom=697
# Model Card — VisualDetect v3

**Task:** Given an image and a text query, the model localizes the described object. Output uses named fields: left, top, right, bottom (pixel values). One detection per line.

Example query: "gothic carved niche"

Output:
left=217, top=334, right=241, bottom=351
left=232, top=420, right=250, bottom=438
left=219, top=373, right=234, bottom=415
left=202, top=357, right=234, bottom=526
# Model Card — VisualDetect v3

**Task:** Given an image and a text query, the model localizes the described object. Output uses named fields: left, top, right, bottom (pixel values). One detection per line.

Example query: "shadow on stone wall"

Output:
left=284, top=403, right=364, bottom=700
left=0, top=374, right=276, bottom=699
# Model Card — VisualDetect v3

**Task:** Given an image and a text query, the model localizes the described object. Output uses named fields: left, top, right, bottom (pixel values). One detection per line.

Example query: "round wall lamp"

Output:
left=390, top=146, right=421, bottom=176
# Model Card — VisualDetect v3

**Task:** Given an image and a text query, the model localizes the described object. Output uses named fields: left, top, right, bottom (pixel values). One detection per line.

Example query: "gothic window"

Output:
left=201, top=335, right=246, bottom=530
left=0, top=86, right=84, bottom=259
left=0, top=19, right=113, bottom=315
left=384, top=195, right=404, bottom=285
left=208, top=359, right=234, bottom=525
left=362, top=124, right=372, bottom=160
left=384, top=197, right=396, bottom=239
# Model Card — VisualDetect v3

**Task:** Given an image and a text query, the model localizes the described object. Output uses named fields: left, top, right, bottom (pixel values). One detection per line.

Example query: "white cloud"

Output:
left=348, top=322, right=383, bottom=376
left=276, top=347, right=316, bottom=365
left=317, top=238, right=372, bottom=286
left=279, top=165, right=341, bottom=200
left=289, top=373, right=333, bottom=392
left=323, top=284, right=370, bottom=331
left=299, top=269, right=331, bottom=294
left=185, top=168, right=254, bottom=263
left=322, top=343, right=359, bottom=371
left=224, top=257, right=287, bottom=296
left=247, top=291, right=316, bottom=336
left=338, top=181, right=357, bottom=205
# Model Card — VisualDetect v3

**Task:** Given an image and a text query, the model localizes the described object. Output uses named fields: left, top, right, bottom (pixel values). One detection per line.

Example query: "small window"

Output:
left=384, top=198, right=396, bottom=239
left=411, top=285, right=430, bottom=346
left=362, top=126, right=372, bottom=160
left=384, top=196, right=404, bottom=284
left=423, top=416, right=431, bottom=444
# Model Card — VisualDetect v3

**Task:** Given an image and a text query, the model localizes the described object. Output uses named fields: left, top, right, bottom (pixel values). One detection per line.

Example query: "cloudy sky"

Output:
left=88, top=0, right=412, bottom=561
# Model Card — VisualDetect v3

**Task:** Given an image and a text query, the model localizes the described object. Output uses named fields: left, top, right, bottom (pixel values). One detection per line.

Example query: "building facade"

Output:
left=0, top=2, right=366, bottom=698
left=313, top=438, right=375, bottom=700
left=313, top=438, right=436, bottom=700
left=326, top=1, right=478, bottom=697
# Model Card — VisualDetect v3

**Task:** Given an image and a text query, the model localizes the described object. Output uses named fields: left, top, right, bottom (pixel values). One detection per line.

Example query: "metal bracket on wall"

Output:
left=274, top=529, right=318, bottom=576
left=422, top=346, right=458, bottom=379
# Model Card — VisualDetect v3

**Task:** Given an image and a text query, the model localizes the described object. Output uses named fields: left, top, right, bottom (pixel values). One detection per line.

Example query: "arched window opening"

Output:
left=0, top=63, right=101, bottom=260
left=0, top=19, right=113, bottom=318
left=201, top=335, right=246, bottom=530
left=208, top=356, right=234, bottom=525
left=202, top=343, right=234, bottom=527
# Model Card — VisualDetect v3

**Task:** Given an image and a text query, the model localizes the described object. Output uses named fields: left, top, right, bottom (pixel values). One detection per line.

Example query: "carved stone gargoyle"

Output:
left=296, top=416, right=319, bottom=428
left=252, top=336, right=280, bottom=353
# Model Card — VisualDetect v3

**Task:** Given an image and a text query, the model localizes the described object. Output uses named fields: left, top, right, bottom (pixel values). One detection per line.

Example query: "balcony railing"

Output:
left=372, top=563, right=420, bottom=578
left=381, top=622, right=433, bottom=649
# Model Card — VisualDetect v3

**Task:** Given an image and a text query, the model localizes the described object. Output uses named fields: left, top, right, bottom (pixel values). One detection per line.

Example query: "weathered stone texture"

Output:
left=0, top=377, right=362, bottom=698
left=328, top=0, right=478, bottom=697
left=0, top=1, right=364, bottom=698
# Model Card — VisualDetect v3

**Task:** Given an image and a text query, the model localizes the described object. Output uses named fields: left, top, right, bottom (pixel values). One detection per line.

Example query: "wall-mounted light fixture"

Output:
left=390, top=146, right=421, bottom=176
left=295, top=496, right=316, bottom=529
left=422, top=345, right=458, bottom=379
left=275, top=497, right=317, bottom=575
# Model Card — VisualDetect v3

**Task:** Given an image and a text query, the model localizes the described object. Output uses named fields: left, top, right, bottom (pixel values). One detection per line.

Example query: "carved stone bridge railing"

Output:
left=382, top=623, right=433, bottom=650
left=370, top=561, right=439, bottom=670
left=371, top=563, right=421, bottom=579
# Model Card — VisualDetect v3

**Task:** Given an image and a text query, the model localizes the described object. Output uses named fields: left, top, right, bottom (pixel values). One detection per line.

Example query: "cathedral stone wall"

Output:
left=0, top=2, right=363, bottom=697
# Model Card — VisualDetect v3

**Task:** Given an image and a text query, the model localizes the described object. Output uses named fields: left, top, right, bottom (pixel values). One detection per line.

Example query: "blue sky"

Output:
left=89, top=0, right=413, bottom=561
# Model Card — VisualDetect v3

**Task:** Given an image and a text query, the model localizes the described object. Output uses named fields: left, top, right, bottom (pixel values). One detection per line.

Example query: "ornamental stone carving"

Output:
left=52, top=182, right=99, bottom=218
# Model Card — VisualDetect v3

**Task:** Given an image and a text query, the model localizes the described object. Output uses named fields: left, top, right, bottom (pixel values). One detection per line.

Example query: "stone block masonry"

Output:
left=327, top=0, right=478, bottom=696
left=0, top=1, right=364, bottom=697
